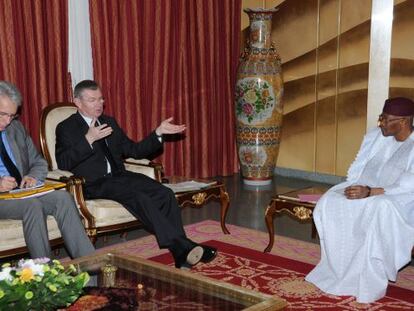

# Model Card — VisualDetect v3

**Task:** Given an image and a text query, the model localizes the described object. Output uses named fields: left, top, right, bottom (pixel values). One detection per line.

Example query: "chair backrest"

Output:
left=40, top=103, right=77, bottom=170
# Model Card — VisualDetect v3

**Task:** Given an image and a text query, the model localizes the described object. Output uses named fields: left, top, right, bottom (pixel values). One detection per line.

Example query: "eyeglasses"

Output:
left=377, top=114, right=406, bottom=124
left=0, top=111, right=19, bottom=120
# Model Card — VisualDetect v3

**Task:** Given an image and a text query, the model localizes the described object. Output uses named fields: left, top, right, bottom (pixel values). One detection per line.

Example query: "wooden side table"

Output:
left=263, top=186, right=328, bottom=253
left=168, top=177, right=231, bottom=234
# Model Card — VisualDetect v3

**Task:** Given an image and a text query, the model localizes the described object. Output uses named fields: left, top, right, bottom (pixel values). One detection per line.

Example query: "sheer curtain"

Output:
left=0, top=0, right=70, bottom=144
left=89, top=0, right=241, bottom=177
left=68, top=0, right=94, bottom=90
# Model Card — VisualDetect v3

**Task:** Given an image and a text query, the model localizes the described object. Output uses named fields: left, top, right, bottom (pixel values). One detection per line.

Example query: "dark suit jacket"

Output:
left=55, top=112, right=162, bottom=183
left=4, top=120, right=48, bottom=181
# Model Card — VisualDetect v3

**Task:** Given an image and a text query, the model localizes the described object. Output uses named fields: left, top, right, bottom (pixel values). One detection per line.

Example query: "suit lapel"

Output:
left=74, top=111, right=91, bottom=132
left=5, top=123, right=24, bottom=175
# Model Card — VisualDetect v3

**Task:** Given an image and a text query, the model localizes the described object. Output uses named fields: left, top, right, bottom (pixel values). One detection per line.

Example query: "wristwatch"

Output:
left=366, top=186, right=371, bottom=197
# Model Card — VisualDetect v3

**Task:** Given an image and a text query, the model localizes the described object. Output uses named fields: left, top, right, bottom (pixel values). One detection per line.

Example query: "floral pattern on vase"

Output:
left=235, top=8, right=283, bottom=185
left=235, top=78, right=275, bottom=125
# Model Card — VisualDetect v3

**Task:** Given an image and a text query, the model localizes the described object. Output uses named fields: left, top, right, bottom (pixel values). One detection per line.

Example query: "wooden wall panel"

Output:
left=240, top=0, right=411, bottom=177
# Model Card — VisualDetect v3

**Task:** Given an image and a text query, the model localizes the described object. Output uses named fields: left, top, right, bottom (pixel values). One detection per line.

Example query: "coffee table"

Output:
left=263, top=186, right=328, bottom=253
left=168, top=176, right=231, bottom=234
left=67, top=252, right=287, bottom=310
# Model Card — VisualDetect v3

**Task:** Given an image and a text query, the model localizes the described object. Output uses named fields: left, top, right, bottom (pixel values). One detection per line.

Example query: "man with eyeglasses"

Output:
left=0, top=80, right=95, bottom=259
left=306, top=97, right=414, bottom=303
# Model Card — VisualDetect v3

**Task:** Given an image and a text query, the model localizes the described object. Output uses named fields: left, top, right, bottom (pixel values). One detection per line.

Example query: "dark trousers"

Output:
left=83, top=171, right=195, bottom=257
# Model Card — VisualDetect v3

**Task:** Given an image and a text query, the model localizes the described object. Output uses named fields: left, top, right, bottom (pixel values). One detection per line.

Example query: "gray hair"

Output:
left=74, top=80, right=100, bottom=99
left=0, top=81, right=22, bottom=107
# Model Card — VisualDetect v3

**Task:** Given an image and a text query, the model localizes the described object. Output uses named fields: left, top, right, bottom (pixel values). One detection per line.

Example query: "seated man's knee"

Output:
left=53, top=189, right=74, bottom=201
left=48, top=190, right=79, bottom=215
left=23, top=200, right=44, bottom=219
left=371, top=196, right=391, bottom=208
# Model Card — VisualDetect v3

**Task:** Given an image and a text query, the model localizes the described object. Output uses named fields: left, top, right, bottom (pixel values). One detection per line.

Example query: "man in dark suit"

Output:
left=0, top=80, right=95, bottom=259
left=55, top=80, right=217, bottom=269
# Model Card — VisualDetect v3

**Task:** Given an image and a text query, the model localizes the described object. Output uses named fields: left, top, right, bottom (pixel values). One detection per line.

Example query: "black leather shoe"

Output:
left=174, top=245, right=204, bottom=269
left=200, top=245, right=217, bottom=263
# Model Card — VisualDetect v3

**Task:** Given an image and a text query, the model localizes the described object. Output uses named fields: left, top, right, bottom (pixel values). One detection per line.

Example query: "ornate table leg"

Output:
left=264, top=201, right=277, bottom=253
left=311, top=221, right=317, bottom=238
left=220, top=187, right=230, bottom=234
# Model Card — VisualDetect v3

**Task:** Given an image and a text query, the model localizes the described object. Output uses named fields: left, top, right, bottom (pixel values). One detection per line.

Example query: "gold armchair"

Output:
left=39, top=103, right=163, bottom=243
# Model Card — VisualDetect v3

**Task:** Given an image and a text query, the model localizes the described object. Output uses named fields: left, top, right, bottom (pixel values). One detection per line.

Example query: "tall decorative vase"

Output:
left=235, top=8, right=283, bottom=186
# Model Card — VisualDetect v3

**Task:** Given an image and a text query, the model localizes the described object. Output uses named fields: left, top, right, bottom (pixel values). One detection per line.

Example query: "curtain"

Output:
left=0, top=0, right=70, bottom=145
left=89, top=0, right=241, bottom=178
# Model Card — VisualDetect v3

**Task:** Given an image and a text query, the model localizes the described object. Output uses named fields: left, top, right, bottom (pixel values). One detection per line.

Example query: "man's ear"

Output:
left=403, top=117, right=412, bottom=127
left=73, top=97, right=81, bottom=109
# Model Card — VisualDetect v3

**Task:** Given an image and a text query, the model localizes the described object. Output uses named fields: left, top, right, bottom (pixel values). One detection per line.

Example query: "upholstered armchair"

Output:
left=39, top=103, right=163, bottom=244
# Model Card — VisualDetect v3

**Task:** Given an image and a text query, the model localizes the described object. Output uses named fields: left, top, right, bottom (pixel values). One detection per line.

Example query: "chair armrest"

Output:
left=124, top=158, right=151, bottom=165
left=124, top=158, right=163, bottom=181
left=58, top=175, right=97, bottom=231
left=46, top=169, right=74, bottom=181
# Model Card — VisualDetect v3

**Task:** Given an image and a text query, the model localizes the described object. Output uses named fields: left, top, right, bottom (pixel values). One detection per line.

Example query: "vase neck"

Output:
left=247, top=12, right=274, bottom=49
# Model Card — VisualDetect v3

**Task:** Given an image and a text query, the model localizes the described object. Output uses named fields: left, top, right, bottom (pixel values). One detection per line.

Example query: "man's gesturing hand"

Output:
left=85, top=117, right=113, bottom=145
left=155, top=117, right=186, bottom=136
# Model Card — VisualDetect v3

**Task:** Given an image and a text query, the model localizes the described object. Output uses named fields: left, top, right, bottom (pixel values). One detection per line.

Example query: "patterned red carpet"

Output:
left=101, top=220, right=414, bottom=310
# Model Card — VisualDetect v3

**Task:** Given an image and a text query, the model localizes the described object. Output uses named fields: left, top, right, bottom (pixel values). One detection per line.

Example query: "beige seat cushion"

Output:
left=85, top=199, right=136, bottom=227
left=0, top=217, right=61, bottom=252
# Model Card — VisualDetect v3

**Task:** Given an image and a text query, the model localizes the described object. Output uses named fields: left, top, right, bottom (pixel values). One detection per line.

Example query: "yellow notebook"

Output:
left=0, top=182, right=66, bottom=200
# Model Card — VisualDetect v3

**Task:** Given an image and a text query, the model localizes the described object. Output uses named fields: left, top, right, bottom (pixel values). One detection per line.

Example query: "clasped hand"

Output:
left=0, top=175, right=37, bottom=192
left=344, top=185, right=370, bottom=200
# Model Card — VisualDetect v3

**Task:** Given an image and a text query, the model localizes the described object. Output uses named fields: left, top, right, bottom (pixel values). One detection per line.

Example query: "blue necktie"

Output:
left=0, top=132, right=22, bottom=185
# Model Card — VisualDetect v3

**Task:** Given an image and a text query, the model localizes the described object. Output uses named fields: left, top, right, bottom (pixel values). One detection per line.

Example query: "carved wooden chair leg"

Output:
left=120, top=232, right=128, bottom=241
left=103, top=235, right=109, bottom=244
left=87, top=229, right=98, bottom=245
left=311, top=220, right=317, bottom=239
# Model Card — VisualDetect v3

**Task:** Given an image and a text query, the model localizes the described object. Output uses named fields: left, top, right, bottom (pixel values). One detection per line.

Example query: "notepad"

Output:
left=0, top=182, right=66, bottom=200
left=164, top=180, right=216, bottom=193
left=9, top=182, right=45, bottom=193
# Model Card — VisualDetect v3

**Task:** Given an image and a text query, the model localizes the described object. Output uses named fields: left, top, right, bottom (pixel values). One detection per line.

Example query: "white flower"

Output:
left=34, top=257, right=50, bottom=265
left=18, top=259, right=45, bottom=277
left=0, top=267, right=13, bottom=281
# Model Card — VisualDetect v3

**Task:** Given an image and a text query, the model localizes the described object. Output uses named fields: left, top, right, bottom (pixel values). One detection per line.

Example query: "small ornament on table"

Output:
left=100, top=264, right=118, bottom=287
left=136, top=283, right=145, bottom=299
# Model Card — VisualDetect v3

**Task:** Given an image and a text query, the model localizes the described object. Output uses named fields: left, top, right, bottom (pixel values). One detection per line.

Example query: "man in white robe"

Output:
left=306, top=97, right=414, bottom=303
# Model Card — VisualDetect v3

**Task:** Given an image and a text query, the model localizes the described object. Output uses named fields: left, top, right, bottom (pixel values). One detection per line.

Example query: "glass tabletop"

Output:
left=66, top=252, right=286, bottom=310
left=277, top=186, right=329, bottom=203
